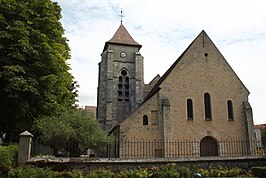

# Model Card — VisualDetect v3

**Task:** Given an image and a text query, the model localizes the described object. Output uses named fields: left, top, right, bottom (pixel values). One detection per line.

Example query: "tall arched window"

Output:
left=117, top=69, right=130, bottom=102
left=204, top=93, right=212, bottom=120
left=187, top=99, right=193, bottom=120
left=227, top=100, right=234, bottom=120
left=143, top=115, right=148, bottom=125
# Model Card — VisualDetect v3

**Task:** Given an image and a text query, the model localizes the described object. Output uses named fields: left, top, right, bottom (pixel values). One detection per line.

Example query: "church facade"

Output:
left=97, top=24, right=255, bottom=158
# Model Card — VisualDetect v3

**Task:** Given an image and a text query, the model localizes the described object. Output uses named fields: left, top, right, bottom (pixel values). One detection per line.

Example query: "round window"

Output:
left=121, top=70, right=127, bottom=76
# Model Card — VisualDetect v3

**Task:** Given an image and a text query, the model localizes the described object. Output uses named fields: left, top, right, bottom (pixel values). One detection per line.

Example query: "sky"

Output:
left=54, top=0, right=266, bottom=124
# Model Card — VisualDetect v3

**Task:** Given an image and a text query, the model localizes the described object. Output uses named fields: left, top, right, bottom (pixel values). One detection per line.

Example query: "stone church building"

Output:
left=96, top=23, right=255, bottom=158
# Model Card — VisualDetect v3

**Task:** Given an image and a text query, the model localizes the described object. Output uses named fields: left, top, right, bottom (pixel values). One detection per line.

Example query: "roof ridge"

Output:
left=142, top=31, right=204, bottom=103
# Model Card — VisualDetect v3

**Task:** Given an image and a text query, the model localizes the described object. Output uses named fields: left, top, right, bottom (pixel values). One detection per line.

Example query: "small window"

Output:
left=227, top=100, right=234, bottom=120
left=187, top=99, right=193, bottom=120
left=118, top=91, right=123, bottom=101
left=125, top=77, right=129, bottom=84
left=119, top=76, right=123, bottom=83
left=204, top=93, right=212, bottom=120
left=125, top=91, right=129, bottom=98
left=118, top=84, right=123, bottom=90
left=143, top=115, right=148, bottom=125
left=125, top=84, right=129, bottom=90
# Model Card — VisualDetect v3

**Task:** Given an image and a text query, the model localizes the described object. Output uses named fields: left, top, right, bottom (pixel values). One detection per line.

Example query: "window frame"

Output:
left=227, top=100, right=234, bottom=120
left=143, top=115, right=148, bottom=125
left=187, top=99, right=194, bottom=120
left=204, top=93, right=212, bottom=120
left=117, top=69, right=130, bottom=102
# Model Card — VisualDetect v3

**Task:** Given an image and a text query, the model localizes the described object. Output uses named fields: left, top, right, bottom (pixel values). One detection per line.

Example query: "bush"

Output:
left=86, top=168, right=115, bottom=178
left=200, top=164, right=245, bottom=177
left=0, top=145, right=18, bottom=174
left=8, top=166, right=60, bottom=178
left=252, top=166, right=266, bottom=178
left=3, top=163, right=255, bottom=178
left=8, top=166, right=84, bottom=178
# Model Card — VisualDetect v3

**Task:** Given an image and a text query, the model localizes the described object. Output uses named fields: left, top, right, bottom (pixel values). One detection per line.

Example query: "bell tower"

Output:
left=97, top=24, right=144, bottom=131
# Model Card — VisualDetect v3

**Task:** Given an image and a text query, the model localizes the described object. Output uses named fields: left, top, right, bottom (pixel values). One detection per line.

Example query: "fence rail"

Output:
left=31, top=139, right=265, bottom=158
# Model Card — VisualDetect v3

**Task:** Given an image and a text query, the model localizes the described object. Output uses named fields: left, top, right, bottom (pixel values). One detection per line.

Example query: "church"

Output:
left=96, top=23, right=255, bottom=158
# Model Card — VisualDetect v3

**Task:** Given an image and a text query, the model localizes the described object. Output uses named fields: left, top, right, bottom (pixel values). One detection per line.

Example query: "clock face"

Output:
left=120, top=52, right=127, bottom=58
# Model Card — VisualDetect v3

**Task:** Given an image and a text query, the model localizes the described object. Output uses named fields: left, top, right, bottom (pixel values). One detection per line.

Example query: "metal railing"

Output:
left=31, top=139, right=265, bottom=158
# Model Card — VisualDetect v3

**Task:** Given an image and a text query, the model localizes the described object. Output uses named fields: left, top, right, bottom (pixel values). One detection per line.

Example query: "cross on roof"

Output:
left=120, top=9, right=124, bottom=24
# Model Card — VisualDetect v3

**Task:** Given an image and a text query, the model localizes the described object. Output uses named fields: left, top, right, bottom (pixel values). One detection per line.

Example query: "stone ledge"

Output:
left=28, top=155, right=265, bottom=164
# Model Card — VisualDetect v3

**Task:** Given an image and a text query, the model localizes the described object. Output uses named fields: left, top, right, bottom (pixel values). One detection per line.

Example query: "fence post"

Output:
left=18, top=131, right=33, bottom=165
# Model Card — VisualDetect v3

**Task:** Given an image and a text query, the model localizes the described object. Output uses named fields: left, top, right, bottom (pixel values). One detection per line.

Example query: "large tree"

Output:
left=0, top=0, right=78, bottom=142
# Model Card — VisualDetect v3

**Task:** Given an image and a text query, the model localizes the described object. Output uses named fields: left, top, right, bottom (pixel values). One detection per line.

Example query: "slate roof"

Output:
left=103, top=24, right=142, bottom=51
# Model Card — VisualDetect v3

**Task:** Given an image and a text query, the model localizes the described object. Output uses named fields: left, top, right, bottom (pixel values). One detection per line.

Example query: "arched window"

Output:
left=227, top=100, right=234, bottom=120
left=143, top=115, right=148, bottom=125
left=117, top=69, right=130, bottom=102
left=187, top=99, right=193, bottom=120
left=204, top=93, right=212, bottom=120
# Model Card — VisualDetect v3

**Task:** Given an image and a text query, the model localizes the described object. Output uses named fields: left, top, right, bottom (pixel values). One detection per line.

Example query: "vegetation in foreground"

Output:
left=2, top=163, right=260, bottom=178
left=0, top=145, right=263, bottom=178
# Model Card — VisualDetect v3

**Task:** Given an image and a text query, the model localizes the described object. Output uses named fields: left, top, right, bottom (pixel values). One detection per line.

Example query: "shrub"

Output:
left=252, top=166, right=266, bottom=178
left=8, top=166, right=84, bottom=178
left=200, top=164, right=245, bottom=177
left=8, top=166, right=60, bottom=178
left=86, top=168, right=115, bottom=178
left=60, top=170, right=84, bottom=178
left=150, top=163, right=179, bottom=178
left=0, top=145, right=18, bottom=174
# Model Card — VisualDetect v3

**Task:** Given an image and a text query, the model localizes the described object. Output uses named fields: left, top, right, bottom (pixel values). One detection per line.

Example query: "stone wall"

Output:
left=27, top=156, right=266, bottom=172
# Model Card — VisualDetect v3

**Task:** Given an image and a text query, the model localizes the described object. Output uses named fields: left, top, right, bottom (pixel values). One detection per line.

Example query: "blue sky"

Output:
left=55, top=0, right=266, bottom=124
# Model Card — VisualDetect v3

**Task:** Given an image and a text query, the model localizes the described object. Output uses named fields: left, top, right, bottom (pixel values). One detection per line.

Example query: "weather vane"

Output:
left=120, top=9, right=124, bottom=24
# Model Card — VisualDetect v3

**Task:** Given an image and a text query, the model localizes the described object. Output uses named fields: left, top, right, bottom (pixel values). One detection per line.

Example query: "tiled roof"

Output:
left=103, top=24, right=141, bottom=51
left=85, top=106, right=96, bottom=117
left=144, top=74, right=161, bottom=98
left=254, top=124, right=266, bottom=129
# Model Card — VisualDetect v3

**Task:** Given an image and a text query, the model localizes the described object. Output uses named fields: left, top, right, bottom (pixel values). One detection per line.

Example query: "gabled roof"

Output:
left=143, top=30, right=249, bottom=102
left=103, top=24, right=142, bottom=51
left=143, top=31, right=200, bottom=102
left=144, top=74, right=161, bottom=98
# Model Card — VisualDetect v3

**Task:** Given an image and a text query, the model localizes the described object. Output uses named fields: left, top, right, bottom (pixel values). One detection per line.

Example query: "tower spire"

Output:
left=120, top=9, right=124, bottom=24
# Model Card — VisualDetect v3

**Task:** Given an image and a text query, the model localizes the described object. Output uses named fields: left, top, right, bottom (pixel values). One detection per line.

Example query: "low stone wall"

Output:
left=27, top=156, right=266, bottom=172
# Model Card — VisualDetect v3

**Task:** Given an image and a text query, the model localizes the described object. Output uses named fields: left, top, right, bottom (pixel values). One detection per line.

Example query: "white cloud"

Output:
left=55, top=0, right=266, bottom=124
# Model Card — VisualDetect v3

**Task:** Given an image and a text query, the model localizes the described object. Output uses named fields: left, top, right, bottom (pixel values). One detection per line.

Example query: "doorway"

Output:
left=200, top=136, right=218, bottom=156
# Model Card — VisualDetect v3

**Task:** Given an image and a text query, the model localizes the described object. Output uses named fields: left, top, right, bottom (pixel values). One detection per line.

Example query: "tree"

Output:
left=0, top=0, right=78, bottom=142
left=33, top=110, right=111, bottom=151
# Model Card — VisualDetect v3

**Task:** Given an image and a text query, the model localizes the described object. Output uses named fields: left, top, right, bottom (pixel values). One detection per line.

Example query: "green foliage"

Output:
left=2, top=164, right=256, bottom=178
left=86, top=168, right=115, bottom=178
left=33, top=110, right=111, bottom=150
left=0, top=0, right=78, bottom=142
left=8, top=166, right=84, bottom=178
left=0, top=145, right=18, bottom=175
left=8, top=166, right=59, bottom=178
left=252, top=166, right=266, bottom=178
left=151, top=164, right=180, bottom=178
left=200, top=164, right=243, bottom=177
left=118, top=167, right=151, bottom=178
left=60, top=170, right=84, bottom=178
